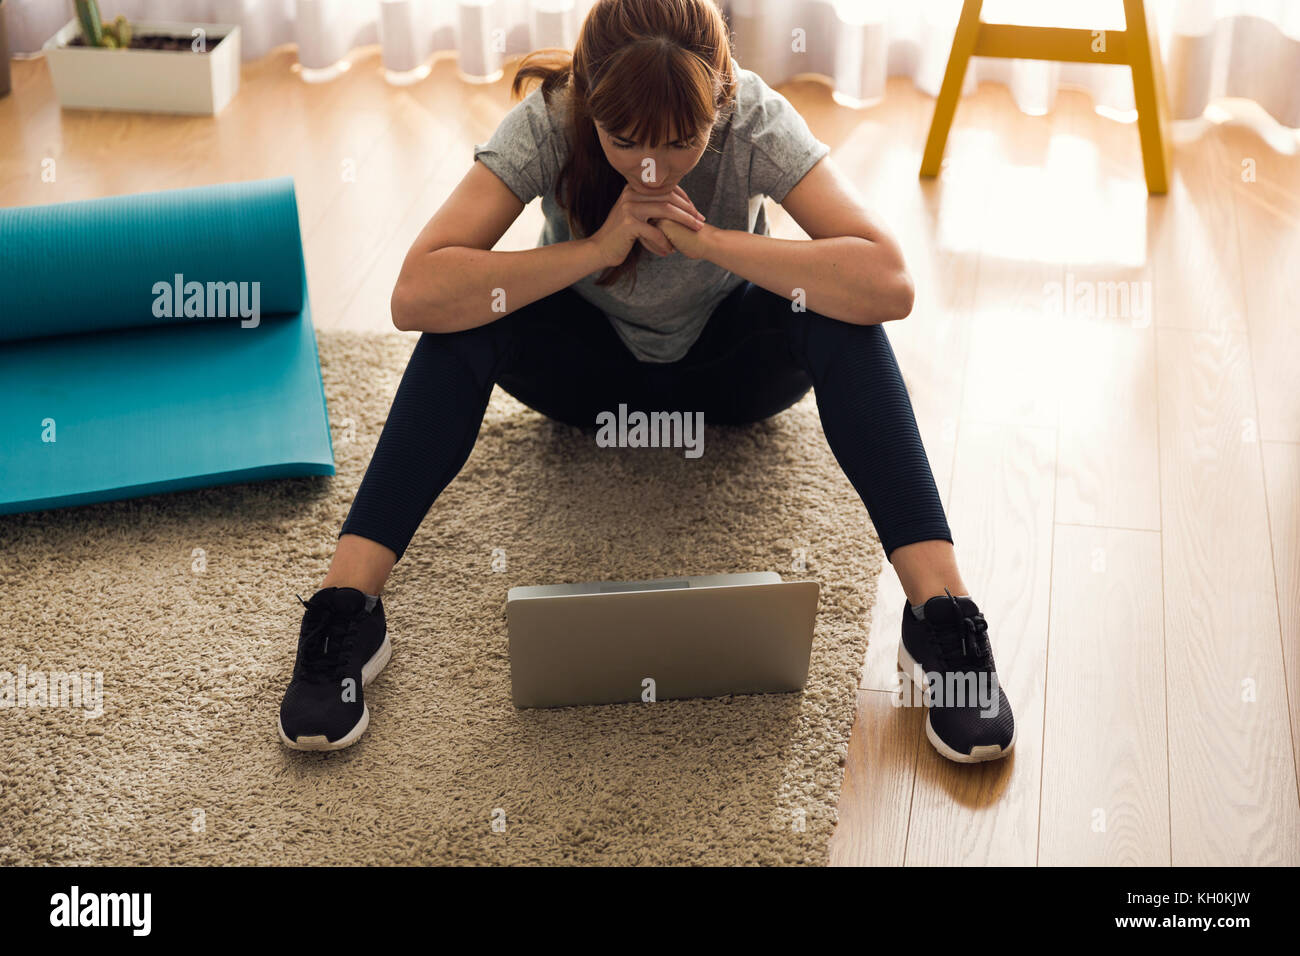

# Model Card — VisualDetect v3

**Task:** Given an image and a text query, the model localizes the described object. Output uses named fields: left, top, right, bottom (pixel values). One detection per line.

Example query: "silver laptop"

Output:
left=506, top=572, right=820, bottom=708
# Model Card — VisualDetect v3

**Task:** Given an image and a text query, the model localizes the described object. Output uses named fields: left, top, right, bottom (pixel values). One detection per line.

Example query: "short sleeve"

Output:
left=472, top=87, right=569, bottom=204
left=746, top=81, right=830, bottom=203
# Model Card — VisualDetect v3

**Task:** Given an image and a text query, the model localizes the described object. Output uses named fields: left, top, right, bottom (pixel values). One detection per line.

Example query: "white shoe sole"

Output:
left=279, top=630, right=393, bottom=752
left=897, top=638, right=1016, bottom=764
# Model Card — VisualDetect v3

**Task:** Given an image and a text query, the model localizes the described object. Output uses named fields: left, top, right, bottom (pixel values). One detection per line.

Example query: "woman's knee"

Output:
left=410, top=315, right=517, bottom=394
left=799, top=312, right=897, bottom=383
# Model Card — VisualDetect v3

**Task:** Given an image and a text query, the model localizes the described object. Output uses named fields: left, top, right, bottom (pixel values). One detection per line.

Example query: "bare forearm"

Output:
left=703, top=228, right=914, bottom=324
left=392, top=238, right=606, bottom=333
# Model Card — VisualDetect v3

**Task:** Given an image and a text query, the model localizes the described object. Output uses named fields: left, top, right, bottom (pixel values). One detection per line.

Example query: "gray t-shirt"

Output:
left=472, top=65, right=830, bottom=363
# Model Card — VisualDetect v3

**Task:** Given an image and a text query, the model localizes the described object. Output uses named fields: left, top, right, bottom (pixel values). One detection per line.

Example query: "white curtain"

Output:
left=5, top=0, right=1299, bottom=127
left=4, top=1, right=599, bottom=77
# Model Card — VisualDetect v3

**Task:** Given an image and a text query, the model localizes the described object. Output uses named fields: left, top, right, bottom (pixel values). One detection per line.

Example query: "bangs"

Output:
left=588, top=39, right=719, bottom=147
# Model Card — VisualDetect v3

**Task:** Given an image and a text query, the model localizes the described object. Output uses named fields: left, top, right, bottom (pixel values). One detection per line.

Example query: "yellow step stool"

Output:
left=920, top=0, right=1172, bottom=193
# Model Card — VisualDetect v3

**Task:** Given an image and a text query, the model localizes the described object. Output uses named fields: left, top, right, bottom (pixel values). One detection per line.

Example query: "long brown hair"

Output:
left=511, top=0, right=737, bottom=289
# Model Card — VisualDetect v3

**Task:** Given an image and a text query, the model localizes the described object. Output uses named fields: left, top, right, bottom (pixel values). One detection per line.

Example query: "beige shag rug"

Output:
left=0, top=329, right=882, bottom=866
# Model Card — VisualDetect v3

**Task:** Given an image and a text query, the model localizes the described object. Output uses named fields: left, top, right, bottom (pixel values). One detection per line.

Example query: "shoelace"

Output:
left=294, top=593, right=359, bottom=682
left=927, top=587, right=993, bottom=672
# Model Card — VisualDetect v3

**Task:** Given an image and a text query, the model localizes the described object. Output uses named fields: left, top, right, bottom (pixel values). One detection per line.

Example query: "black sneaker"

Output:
left=898, top=588, right=1015, bottom=763
left=278, top=586, right=392, bottom=751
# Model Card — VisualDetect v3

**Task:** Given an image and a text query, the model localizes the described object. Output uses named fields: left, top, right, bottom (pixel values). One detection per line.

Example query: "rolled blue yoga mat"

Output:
left=0, top=177, right=306, bottom=341
left=0, top=177, right=335, bottom=515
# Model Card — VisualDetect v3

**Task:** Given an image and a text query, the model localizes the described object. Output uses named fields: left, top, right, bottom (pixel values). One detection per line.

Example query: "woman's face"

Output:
left=594, top=117, right=713, bottom=194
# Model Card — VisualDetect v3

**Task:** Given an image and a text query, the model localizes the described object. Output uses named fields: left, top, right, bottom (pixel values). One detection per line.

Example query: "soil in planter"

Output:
left=68, top=34, right=224, bottom=53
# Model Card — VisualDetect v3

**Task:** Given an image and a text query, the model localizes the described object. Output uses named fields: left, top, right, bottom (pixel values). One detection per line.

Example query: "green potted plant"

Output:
left=43, top=0, right=242, bottom=114
left=72, top=1, right=132, bottom=49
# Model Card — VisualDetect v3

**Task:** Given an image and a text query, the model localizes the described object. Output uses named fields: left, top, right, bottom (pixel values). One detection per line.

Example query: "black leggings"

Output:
left=339, top=280, right=953, bottom=563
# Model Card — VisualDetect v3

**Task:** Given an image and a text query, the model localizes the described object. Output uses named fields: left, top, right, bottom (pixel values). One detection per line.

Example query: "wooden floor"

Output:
left=4, top=47, right=1297, bottom=865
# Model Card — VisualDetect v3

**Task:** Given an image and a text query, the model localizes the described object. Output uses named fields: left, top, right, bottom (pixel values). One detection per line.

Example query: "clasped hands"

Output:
left=628, top=181, right=716, bottom=261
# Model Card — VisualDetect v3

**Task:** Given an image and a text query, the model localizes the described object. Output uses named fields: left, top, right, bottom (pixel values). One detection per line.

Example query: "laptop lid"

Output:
left=506, top=577, right=820, bottom=708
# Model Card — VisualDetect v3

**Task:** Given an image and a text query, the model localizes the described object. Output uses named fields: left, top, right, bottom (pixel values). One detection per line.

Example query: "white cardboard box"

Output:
left=43, top=19, right=241, bottom=115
